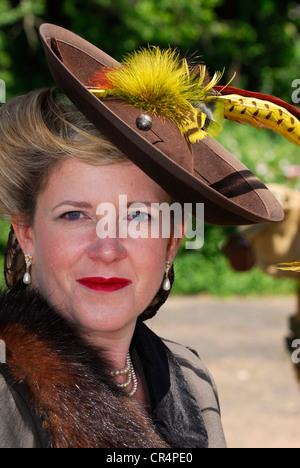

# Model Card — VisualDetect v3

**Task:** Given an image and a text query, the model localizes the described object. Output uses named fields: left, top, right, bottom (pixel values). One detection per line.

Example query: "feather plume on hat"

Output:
left=88, top=46, right=225, bottom=144
left=214, top=85, right=300, bottom=147
left=87, top=46, right=300, bottom=147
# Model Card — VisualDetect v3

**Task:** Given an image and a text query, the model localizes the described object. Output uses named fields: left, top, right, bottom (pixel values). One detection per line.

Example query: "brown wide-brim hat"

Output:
left=39, top=23, right=284, bottom=226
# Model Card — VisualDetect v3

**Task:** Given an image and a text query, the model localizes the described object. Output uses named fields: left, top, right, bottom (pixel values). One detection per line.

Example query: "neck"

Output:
left=80, top=320, right=137, bottom=371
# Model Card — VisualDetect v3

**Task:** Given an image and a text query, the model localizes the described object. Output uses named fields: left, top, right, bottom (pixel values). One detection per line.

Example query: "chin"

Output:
left=66, top=300, right=137, bottom=334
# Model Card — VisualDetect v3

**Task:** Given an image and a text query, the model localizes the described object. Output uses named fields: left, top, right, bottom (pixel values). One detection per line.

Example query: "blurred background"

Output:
left=1, top=0, right=300, bottom=448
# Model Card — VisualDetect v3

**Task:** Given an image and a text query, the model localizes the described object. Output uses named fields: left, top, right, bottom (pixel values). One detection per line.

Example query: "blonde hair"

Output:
left=0, top=88, right=127, bottom=225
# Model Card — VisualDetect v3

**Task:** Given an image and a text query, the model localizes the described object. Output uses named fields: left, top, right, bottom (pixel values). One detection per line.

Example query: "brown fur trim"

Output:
left=0, top=283, right=168, bottom=448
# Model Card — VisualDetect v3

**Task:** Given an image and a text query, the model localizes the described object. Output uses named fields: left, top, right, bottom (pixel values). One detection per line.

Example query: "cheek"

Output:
left=32, top=225, right=88, bottom=279
left=133, top=247, right=167, bottom=315
left=128, top=238, right=168, bottom=290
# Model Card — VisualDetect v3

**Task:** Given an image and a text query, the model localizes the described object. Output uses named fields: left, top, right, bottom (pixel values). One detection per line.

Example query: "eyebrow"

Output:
left=52, top=200, right=165, bottom=213
left=52, top=201, right=93, bottom=212
left=127, top=201, right=152, bottom=206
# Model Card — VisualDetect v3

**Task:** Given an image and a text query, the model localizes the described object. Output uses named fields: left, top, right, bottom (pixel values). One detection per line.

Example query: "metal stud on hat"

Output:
left=136, top=114, right=153, bottom=132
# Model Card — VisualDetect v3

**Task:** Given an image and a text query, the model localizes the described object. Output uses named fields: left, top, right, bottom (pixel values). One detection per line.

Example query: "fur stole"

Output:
left=0, top=283, right=168, bottom=448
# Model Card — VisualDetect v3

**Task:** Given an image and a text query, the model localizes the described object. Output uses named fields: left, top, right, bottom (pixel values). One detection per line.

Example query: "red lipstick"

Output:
left=77, top=277, right=132, bottom=292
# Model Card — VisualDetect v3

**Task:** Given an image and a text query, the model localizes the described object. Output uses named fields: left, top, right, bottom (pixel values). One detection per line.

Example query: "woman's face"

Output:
left=14, top=159, right=182, bottom=337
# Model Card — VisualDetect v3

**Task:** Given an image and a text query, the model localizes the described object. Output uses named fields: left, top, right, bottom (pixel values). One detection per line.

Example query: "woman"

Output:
left=0, top=24, right=297, bottom=448
left=0, top=88, right=220, bottom=449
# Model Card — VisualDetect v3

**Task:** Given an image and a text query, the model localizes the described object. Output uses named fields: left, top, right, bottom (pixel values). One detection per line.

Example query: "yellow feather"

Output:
left=277, top=261, right=300, bottom=272
left=218, top=94, right=300, bottom=146
left=89, top=89, right=107, bottom=98
left=183, top=109, right=208, bottom=143
left=89, top=46, right=224, bottom=143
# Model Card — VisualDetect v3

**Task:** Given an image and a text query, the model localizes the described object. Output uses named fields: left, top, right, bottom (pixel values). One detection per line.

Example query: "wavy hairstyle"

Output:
left=0, top=88, right=127, bottom=225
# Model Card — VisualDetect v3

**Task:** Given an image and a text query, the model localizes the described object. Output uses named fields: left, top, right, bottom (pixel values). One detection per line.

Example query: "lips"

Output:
left=77, top=277, right=132, bottom=292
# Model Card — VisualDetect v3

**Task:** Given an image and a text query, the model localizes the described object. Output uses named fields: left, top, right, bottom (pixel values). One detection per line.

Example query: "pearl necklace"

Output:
left=109, top=352, right=138, bottom=397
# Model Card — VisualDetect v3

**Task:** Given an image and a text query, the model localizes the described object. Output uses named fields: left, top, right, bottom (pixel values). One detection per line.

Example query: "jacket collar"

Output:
left=132, top=320, right=208, bottom=448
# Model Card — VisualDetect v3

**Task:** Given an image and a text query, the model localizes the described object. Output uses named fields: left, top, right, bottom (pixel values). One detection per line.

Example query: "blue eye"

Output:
left=62, top=211, right=82, bottom=221
left=129, top=211, right=151, bottom=222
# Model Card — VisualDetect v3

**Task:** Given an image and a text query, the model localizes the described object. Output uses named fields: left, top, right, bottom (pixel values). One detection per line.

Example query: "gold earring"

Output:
left=163, top=261, right=171, bottom=291
left=23, top=254, right=33, bottom=285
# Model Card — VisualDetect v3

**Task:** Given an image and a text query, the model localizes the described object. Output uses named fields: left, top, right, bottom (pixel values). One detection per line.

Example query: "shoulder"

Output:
left=0, top=365, right=45, bottom=448
left=162, top=338, right=227, bottom=448
left=162, top=338, right=220, bottom=408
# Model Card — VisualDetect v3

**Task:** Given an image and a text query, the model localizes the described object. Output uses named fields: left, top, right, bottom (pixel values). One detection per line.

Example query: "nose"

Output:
left=87, top=235, right=127, bottom=264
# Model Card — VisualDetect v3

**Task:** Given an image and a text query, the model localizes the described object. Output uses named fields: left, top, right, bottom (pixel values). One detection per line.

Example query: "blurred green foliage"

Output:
left=1, top=0, right=300, bottom=99
left=0, top=0, right=299, bottom=295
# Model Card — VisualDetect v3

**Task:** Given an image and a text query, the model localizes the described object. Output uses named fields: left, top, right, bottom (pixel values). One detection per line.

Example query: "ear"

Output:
left=166, top=219, right=186, bottom=264
left=11, top=216, right=35, bottom=258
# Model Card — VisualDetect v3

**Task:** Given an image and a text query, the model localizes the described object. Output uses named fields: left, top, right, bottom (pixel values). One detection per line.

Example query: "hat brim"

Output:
left=39, top=23, right=284, bottom=226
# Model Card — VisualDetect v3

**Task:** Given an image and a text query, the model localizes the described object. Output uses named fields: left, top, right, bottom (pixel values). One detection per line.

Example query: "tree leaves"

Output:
left=1, top=0, right=299, bottom=100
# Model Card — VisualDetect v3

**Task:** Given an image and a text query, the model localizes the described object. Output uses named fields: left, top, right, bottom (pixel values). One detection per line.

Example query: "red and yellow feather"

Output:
left=86, top=46, right=300, bottom=147
left=214, top=85, right=300, bottom=147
